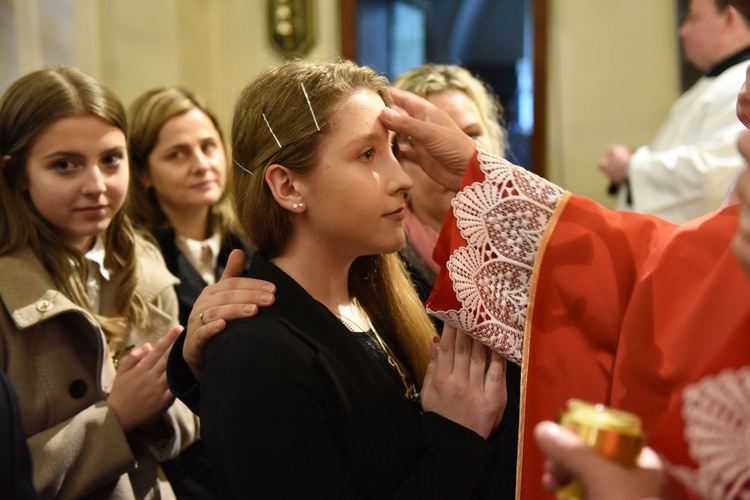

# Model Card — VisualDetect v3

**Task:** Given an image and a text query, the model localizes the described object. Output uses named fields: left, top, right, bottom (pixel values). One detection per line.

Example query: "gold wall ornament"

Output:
left=267, top=0, right=316, bottom=58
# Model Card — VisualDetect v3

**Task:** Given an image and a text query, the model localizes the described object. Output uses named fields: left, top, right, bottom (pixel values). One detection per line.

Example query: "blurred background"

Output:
left=0, top=0, right=684, bottom=207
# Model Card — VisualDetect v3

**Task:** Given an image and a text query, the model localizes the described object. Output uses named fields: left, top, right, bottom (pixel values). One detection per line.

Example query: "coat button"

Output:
left=68, top=379, right=87, bottom=399
left=36, top=300, right=53, bottom=312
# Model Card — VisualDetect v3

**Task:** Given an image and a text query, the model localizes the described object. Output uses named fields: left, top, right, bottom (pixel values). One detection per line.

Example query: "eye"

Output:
left=101, top=152, right=124, bottom=168
left=359, top=148, right=375, bottom=161
left=53, top=159, right=75, bottom=172
left=202, top=142, right=219, bottom=155
left=167, top=150, right=183, bottom=161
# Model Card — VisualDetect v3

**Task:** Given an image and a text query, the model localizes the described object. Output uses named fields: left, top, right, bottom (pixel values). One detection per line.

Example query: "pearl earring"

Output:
left=292, top=202, right=305, bottom=209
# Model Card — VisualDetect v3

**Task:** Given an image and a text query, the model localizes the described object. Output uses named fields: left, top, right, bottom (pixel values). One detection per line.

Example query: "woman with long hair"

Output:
left=172, top=59, right=507, bottom=498
left=0, top=66, right=198, bottom=499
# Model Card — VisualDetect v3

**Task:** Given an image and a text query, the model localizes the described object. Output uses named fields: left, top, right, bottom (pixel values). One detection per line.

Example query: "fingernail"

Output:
left=262, top=284, right=275, bottom=292
left=243, top=304, right=257, bottom=314
left=260, top=293, right=273, bottom=304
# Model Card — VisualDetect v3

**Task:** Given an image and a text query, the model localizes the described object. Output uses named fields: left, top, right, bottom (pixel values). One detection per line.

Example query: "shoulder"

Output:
left=207, top=313, right=320, bottom=367
left=0, top=248, right=55, bottom=308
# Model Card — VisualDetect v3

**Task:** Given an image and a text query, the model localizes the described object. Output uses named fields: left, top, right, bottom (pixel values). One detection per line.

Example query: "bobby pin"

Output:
left=262, top=112, right=283, bottom=149
left=301, top=82, right=320, bottom=132
left=234, top=160, right=253, bottom=175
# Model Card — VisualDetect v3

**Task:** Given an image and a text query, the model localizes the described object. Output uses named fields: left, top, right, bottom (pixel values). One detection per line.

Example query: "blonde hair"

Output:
left=393, top=64, right=508, bottom=154
left=128, top=87, right=239, bottom=236
left=231, top=60, right=435, bottom=381
left=0, top=66, right=148, bottom=345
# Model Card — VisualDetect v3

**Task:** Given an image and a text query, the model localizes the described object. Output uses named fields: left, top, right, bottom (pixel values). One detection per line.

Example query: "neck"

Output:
left=162, top=204, right=212, bottom=240
left=272, top=239, right=355, bottom=316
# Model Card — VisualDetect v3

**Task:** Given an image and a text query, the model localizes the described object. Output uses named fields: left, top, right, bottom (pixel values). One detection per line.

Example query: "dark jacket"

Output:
left=152, top=228, right=254, bottom=328
left=169, top=256, right=503, bottom=499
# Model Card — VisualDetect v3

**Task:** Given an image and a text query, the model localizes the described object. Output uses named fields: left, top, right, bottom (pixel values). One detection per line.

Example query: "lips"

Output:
left=75, top=205, right=108, bottom=217
left=75, top=205, right=107, bottom=212
left=384, top=206, right=406, bottom=220
left=192, top=180, right=218, bottom=190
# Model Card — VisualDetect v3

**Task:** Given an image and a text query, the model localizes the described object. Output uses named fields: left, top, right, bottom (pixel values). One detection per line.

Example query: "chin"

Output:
left=383, top=234, right=406, bottom=254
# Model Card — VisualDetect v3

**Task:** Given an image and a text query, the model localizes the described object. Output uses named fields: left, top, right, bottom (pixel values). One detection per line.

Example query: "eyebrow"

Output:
left=41, top=146, right=125, bottom=161
left=345, top=131, right=389, bottom=148
left=159, top=135, right=218, bottom=151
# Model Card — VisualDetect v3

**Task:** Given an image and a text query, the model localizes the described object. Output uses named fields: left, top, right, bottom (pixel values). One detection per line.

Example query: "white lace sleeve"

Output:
left=427, top=144, right=564, bottom=365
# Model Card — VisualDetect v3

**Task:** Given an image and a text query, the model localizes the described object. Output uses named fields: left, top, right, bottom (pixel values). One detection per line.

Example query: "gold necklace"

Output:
left=338, top=308, right=421, bottom=405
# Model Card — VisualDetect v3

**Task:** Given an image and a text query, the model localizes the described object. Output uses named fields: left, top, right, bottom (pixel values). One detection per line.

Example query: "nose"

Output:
left=388, top=155, right=413, bottom=195
left=82, top=166, right=107, bottom=195
left=191, top=148, right=210, bottom=173
left=678, top=20, right=688, bottom=40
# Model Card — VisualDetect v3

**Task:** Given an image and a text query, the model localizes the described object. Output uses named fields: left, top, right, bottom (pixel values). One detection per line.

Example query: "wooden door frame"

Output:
left=339, top=0, right=547, bottom=177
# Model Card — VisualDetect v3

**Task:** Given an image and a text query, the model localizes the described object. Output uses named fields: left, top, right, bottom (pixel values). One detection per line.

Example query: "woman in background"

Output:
left=128, top=86, right=258, bottom=499
left=128, top=87, right=254, bottom=328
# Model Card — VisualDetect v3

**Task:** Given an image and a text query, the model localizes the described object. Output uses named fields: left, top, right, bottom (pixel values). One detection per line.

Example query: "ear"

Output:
left=265, top=164, right=305, bottom=212
left=725, top=4, right=745, bottom=29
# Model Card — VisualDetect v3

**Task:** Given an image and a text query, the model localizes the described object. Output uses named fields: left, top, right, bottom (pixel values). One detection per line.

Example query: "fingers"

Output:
left=187, top=278, right=276, bottom=342
left=115, top=344, right=150, bottom=373
left=466, top=337, right=487, bottom=385
left=421, top=337, right=440, bottom=396
left=381, top=106, right=431, bottom=145
left=221, top=249, right=247, bottom=280
left=484, top=349, right=507, bottom=394
left=533, top=421, right=600, bottom=482
left=140, top=325, right=182, bottom=370
left=437, top=324, right=457, bottom=373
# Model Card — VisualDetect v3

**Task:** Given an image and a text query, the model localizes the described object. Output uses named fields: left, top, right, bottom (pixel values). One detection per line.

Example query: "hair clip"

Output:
left=262, top=112, right=283, bottom=149
left=301, top=82, right=320, bottom=132
left=234, top=160, right=253, bottom=175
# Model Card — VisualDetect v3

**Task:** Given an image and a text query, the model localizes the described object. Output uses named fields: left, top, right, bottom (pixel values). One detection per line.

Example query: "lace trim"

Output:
left=427, top=144, right=563, bottom=365
left=667, top=367, right=750, bottom=499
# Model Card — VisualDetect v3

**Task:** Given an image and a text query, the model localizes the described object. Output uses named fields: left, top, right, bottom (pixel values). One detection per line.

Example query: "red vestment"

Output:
left=428, top=147, right=750, bottom=499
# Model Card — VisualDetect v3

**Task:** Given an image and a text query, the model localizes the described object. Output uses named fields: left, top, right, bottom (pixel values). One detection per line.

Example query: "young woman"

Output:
left=0, top=67, right=198, bottom=499
left=128, top=87, right=254, bottom=328
left=170, top=60, right=508, bottom=498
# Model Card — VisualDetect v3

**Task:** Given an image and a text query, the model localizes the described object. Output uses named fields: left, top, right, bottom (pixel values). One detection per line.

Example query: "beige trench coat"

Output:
left=0, top=240, right=199, bottom=499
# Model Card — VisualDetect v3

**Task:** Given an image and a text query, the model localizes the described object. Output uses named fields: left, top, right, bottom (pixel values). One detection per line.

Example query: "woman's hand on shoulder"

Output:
left=420, top=325, right=506, bottom=439
left=186, top=250, right=276, bottom=379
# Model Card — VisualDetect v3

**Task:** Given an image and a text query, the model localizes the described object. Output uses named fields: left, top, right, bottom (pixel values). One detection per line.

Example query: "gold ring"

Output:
left=199, top=311, right=205, bottom=324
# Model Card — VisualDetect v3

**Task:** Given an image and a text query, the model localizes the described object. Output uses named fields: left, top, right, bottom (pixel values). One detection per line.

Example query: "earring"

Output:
left=292, top=202, right=305, bottom=209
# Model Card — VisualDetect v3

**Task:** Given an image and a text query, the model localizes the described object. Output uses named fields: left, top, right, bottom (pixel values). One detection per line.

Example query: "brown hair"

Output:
left=128, top=87, right=238, bottom=235
left=231, top=59, right=435, bottom=381
left=0, top=66, right=147, bottom=345
left=393, top=64, right=508, bottom=154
